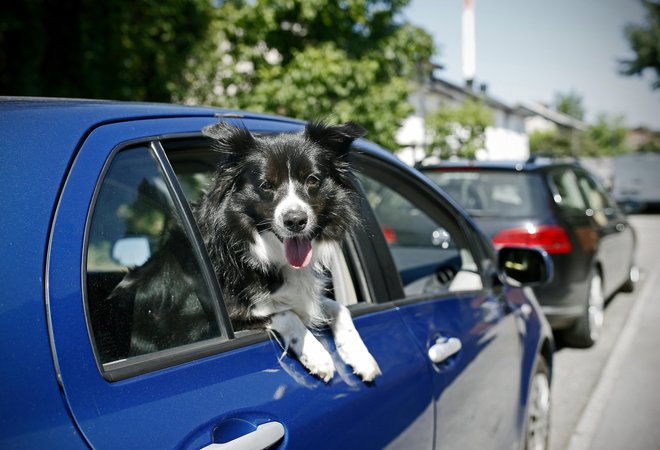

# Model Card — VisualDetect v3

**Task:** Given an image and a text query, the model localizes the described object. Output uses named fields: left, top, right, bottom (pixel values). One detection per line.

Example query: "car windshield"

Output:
left=424, top=169, right=546, bottom=217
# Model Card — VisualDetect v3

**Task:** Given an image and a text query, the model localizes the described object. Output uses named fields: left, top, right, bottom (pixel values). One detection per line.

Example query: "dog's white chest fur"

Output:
left=248, top=230, right=380, bottom=383
left=249, top=231, right=337, bottom=326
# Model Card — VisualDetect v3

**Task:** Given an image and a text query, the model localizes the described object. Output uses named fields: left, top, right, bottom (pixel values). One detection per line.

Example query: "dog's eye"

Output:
left=306, top=175, right=320, bottom=188
left=260, top=181, right=275, bottom=191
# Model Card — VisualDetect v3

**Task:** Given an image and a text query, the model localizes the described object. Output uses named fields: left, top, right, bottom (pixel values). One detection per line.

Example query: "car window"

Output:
left=575, top=171, right=614, bottom=226
left=356, top=172, right=483, bottom=298
left=549, top=169, right=587, bottom=212
left=85, top=139, right=368, bottom=376
left=86, top=146, right=226, bottom=366
left=424, top=170, right=546, bottom=217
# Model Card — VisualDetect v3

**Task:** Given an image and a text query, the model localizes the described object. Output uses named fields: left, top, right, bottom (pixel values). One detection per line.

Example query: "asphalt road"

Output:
left=550, top=214, right=660, bottom=450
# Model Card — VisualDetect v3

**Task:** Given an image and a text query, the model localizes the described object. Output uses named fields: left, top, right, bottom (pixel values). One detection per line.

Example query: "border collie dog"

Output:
left=191, top=121, right=381, bottom=382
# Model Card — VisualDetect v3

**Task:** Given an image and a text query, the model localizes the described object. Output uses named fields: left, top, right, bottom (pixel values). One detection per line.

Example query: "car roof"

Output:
left=0, top=96, right=305, bottom=132
left=0, top=96, right=397, bottom=171
left=418, top=157, right=582, bottom=173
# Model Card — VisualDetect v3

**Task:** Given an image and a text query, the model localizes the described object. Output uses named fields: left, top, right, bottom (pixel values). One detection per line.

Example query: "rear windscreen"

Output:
left=425, top=170, right=546, bottom=217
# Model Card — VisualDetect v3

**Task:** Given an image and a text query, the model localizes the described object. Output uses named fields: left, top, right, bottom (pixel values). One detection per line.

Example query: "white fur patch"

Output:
left=249, top=231, right=286, bottom=269
left=322, top=298, right=382, bottom=382
left=273, top=181, right=315, bottom=235
left=269, top=310, right=335, bottom=382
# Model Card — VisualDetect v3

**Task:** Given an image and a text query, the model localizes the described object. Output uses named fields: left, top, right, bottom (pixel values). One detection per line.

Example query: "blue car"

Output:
left=0, top=98, right=554, bottom=450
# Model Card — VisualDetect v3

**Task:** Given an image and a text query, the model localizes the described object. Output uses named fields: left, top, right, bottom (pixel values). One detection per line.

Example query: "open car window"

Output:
left=355, top=172, right=483, bottom=298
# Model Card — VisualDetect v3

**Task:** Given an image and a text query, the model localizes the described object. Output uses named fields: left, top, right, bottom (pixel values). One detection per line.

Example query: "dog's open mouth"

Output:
left=284, top=237, right=312, bottom=269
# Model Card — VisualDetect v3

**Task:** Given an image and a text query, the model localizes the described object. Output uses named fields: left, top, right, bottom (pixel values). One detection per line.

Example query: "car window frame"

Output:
left=351, top=151, right=492, bottom=306
left=573, top=168, right=618, bottom=214
left=546, top=166, right=590, bottom=213
left=83, top=137, right=250, bottom=380
left=82, top=131, right=392, bottom=381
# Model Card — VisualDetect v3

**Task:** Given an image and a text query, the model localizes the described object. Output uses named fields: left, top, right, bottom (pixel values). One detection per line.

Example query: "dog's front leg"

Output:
left=321, top=299, right=382, bottom=382
left=268, top=310, right=336, bottom=382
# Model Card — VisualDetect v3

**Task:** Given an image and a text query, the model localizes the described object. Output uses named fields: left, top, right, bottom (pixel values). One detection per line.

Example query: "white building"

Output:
left=397, top=76, right=530, bottom=166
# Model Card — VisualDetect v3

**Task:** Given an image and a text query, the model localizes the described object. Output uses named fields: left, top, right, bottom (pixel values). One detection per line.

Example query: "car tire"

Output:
left=561, top=269, right=604, bottom=348
left=524, top=357, right=551, bottom=450
left=619, top=264, right=639, bottom=293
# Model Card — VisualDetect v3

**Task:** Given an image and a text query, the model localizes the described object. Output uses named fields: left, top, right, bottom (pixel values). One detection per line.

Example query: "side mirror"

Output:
left=111, top=236, right=151, bottom=267
left=498, top=246, right=553, bottom=287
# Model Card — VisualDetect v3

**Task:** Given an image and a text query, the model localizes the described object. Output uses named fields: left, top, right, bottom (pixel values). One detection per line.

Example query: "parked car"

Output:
left=0, top=98, right=554, bottom=450
left=420, top=158, right=637, bottom=348
left=613, top=152, right=660, bottom=212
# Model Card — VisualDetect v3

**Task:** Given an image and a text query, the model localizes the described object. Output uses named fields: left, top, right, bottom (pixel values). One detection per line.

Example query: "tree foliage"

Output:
left=529, top=130, right=574, bottom=157
left=423, top=99, right=493, bottom=160
left=529, top=113, right=629, bottom=157
left=180, top=0, right=435, bottom=149
left=0, top=0, right=215, bottom=101
left=619, top=0, right=660, bottom=90
left=1, top=0, right=433, bottom=149
left=585, top=113, right=629, bottom=155
left=553, top=90, right=586, bottom=121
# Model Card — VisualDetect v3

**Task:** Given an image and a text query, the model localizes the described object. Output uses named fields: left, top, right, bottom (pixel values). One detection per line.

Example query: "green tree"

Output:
left=0, top=0, right=215, bottom=101
left=180, top=0, right=435, bottom=150
left=529, top=130, right=573, bottom=157
left=553, top=90, right=586, bottom=121
left=619, top=0, right=660, bottom=90
left=585, top=113, right=629, bottom=155
left=424, top=99, right=493, bottom=160
left=530, top=113, right=630, bottom=157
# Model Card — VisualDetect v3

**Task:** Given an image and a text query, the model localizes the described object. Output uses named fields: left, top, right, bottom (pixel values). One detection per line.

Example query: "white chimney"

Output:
left=462, top=0, right=476, bottom=87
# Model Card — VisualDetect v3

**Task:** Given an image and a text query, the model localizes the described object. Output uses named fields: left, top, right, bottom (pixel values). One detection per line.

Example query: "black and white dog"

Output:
left=118, top=120, right=381, bottom=382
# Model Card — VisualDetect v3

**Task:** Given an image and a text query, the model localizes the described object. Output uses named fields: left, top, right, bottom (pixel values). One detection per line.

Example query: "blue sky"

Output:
left=404, top=0, right=660, bottom=129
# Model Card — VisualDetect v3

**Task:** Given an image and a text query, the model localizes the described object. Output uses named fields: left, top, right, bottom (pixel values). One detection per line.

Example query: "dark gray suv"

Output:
left=421, top=158, right=637, bottom=348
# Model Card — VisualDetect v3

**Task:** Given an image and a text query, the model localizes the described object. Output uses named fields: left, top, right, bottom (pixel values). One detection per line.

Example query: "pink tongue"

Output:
left=284, top=237, right=313, bottom=269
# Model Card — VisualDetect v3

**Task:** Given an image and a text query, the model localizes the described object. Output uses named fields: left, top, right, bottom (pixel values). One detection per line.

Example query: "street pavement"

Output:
left=552, top=214, right=660, bottom=450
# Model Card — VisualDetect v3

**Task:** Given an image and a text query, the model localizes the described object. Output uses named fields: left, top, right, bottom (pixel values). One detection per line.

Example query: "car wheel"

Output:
left=619, top=264, right=639, bottom=293
left=525, top=357, right=551, bottom=450
left=561, top=269, right=604, bottom=348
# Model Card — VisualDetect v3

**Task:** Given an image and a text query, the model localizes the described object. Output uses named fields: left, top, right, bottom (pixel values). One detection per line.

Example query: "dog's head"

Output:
left=201, top=120, right=366, bottom=269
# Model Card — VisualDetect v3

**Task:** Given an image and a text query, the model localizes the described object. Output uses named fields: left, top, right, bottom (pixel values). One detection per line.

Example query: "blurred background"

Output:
left=1, top=0, right=658, bottom=167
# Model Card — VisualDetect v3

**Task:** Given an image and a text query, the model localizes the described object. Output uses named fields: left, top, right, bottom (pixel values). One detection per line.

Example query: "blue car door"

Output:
left=354, top=152, right=526, bottom=450
left=47, top=117, right=435, bottom=450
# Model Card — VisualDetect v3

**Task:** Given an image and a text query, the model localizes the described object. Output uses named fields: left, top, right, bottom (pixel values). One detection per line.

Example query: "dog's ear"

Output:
left=304, top=121, right=367, bottom=154
left=202, top=121, right=255, bottom=154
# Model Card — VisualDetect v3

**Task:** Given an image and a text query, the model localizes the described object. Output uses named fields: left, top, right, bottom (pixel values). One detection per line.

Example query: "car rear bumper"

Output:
left=533, top=253, right=591, bottom=330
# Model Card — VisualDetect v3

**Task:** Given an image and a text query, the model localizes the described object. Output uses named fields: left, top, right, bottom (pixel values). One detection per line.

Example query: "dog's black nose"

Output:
left=283, top=210, right=308, bottom=232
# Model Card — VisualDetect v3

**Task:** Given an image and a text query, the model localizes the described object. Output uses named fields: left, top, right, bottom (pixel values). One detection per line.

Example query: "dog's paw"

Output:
left=336, top=339, right=382, bottom=382
left=299, top=338, right=336, bottom=383
left=349, top=350, right=382, bottom=382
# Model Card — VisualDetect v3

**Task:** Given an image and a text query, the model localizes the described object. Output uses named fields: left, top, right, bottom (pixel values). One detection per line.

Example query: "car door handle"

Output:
left=428, top=337, right=462, bottom=364
left=202, top=421, right=285, bottom=450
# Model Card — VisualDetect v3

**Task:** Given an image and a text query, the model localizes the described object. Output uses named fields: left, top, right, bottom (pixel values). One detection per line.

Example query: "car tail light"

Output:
left=492, top=224, right=572, bottom=254
left=381, top=225, right=397, bottom=244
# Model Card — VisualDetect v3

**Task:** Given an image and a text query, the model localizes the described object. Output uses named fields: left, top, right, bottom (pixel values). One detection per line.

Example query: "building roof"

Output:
left=428, top=76, right=522, bottom=116
left=516, top=100, right=587, bottom=131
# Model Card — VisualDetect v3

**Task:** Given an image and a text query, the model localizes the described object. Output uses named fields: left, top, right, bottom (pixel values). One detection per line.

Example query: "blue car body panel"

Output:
left=0, top=98, right=553, bottom=449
